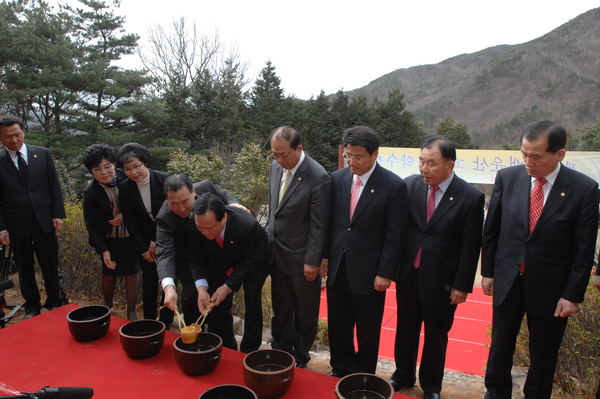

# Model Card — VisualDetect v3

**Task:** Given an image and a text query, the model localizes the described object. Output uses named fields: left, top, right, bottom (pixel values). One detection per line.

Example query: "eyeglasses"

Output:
left=124, top=162, right=144, bottom=173
left=343, top=153, right=365, bottom=162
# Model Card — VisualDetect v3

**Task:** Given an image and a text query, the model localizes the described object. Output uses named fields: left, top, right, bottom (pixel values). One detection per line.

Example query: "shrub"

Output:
left=166, top=149, right=226, bottom=186
left=514, top=278, right=600, bottom=396
left=57, top=201, right=103, bottom=298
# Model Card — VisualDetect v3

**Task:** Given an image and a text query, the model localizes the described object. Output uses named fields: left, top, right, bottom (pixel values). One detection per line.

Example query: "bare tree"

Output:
left=139, top=17, right=222, bottom=93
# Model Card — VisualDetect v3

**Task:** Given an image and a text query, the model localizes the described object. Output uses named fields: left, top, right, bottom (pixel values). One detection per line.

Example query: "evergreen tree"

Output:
left=65, top=0, right=150, bottom=133
left=373, top=89, right=424, bottom=147
left=249, top=61, right=285, bottom=142
left=436, top=119, right=476, bottom=149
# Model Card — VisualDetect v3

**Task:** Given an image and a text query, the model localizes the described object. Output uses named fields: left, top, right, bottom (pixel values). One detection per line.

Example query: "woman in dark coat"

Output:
left=82, top=144, right=139, bottom=320
left=117, top=143, right=171, bottom=322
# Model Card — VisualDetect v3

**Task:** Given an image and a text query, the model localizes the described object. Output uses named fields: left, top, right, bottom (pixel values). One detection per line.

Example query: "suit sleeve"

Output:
left=155, top=211, right=178, bottom=281
left=377, top=179, right=408, bottom=280
left=119, top=183, right=147, bottom=255
left=561, top=181, right=598, bottom=303
left=187, top=232, right=210, bottom=283
left=452, top=191, right=485, bottom=293
left=225, top=222, right=268, bottom=291
left=82, top=188, right=108, bottom=255
left=304, top=173, right=331, bottom=266
left=46, top=150, right=66, bottom=219
left=481, top=171, right=504, bottom=278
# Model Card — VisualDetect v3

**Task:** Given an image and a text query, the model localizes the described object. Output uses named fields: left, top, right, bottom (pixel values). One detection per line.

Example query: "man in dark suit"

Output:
left=267, top=126, right=330, bottom=367
left=188, top=192, right=268, bottom=350
left=155, top=174, right=238, bottom=325
left=389, top=137, right=484, bottom=399
left=0, top=116, right=67, bottom=319
left=482, top=121, right=598, bottom=399
left=155, top=174, right=266, bottom=351
left=325, top=125, right=408, bottom=376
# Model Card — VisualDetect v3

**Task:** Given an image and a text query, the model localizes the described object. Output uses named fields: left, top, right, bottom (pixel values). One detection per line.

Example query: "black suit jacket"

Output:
left=327, top=163, right=408, bottom=295
left=82, top=170, right=128, bottom=254
left=482, top=164, right=598, bottom=315
left=267, top=154, right=330, bottom=276
left=0, top=145, right=65, bottom=238
left=154, top=181, right=237, bottom=282
left=400, top=174, right=484, bottom=305
left=119, top=169, right=170, bottom=255
left=188, top=206, right=268, bottom=291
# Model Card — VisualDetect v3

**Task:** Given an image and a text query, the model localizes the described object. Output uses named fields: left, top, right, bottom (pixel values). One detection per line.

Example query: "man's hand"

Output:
left=163, top=285, right=178, bottom=311
left=320, top=258, right=329, bottom=278
left=229, top=203, right=250, bottom=213
left=0, top=231, right=10, bottom=246
left=211, top=284, right=233, bottom=307
left=197, top=286, right=211, bottom=313
left=374, top=276, right=391, bottom=292
left=554, top=298, right=579, bottom=318
left=304, top=264, right=319, bottom=281
left=594, top=275, right=600, bottom=292
left=52, top=218, right=64, bottom=233
left=102, top=251, right=117, bottom=269
left=450, top=288, right=468, bottom=305
left=108, top=213, right=123, bottom=227
left=482, top=277, right=493, bottom=296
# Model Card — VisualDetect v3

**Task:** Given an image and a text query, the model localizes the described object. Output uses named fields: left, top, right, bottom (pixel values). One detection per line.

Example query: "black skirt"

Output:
left=101, top=237, right=140, bottom=277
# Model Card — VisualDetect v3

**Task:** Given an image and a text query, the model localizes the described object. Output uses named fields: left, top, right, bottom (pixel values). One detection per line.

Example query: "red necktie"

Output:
left=215, top=235, right=224, bottom=248
left=349, top=176, right=362, bottom=219
left=414, top=185, right=440, bottom=268
left=529, top=177, right=547, bottom=232
left=520, top=177, right=547, bottom=274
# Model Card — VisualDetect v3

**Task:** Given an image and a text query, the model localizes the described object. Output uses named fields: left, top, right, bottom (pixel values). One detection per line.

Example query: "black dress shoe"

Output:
left=327, top=370, right=347, bottom=378
left=45, top=297, right=69, bottom=310
left=423, top=393, right=441, bottom=399
left=387, top=377, right=415, bottom=391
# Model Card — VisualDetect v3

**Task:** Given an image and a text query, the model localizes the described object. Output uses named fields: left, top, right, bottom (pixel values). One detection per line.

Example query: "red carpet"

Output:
left=0, top=305, right=416, bottom=399
left=320, top=284, right=492, bottom=376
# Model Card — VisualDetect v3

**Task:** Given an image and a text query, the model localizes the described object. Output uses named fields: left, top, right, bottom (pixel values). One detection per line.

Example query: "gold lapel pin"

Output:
left=560, top=192, right=566, bottom=197
left=449, top=197, right=454, bottom=201
left=33, top=155, right=38, bottom=158
left=370, top=189, right=374, bottom=193
left=298, top=177, right=302, bottom=181
left=230, top=240, right=234, bottom=244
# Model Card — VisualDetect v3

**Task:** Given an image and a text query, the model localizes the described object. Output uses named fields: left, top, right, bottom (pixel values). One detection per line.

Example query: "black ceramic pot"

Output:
left=199, top=385, right=257, bottom=399
left=243, top=349, right=295, bottom=399
left=173, top=332, right=223, bottom=376
left=66, top=305, right=111, bottom=341
left=334, top=373, right=394, bottom=399
left=119, top=319, right=165, bottom=359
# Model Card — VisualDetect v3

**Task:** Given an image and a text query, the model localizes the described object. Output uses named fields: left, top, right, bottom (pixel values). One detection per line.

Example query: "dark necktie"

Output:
left=16, top=151, right=28, bottom=185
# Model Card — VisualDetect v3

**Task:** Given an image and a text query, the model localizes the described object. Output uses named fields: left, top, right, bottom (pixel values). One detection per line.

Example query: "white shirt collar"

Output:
left=7, top=143, right=28, bottom=164
left=285, top=151, right=305, bottom=177
left=354, top=160, right=378, bottom=185
left=435, top=172, right=454, bottom=193
left=531, top=162, right=561, bottom=186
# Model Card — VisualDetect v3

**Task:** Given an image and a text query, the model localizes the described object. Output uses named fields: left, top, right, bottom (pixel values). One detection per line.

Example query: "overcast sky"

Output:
left=61, top=0, right=600, bottom=99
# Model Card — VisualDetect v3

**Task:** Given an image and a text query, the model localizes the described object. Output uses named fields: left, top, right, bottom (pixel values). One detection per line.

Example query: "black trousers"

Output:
left=270, top=265, right=321, bottom=363
left=484, top=275, right=567, bottom=399
left=327, top=261, right=385, bottom=374
left=240, top=265, right=269, bottom=353
left=393, top=268, right=456, bottom=394
left=139, top=257, right=172, bottom=322
left=206, top=278, right=237, bottom=350
left=12, top=221, right=65, bottom=311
